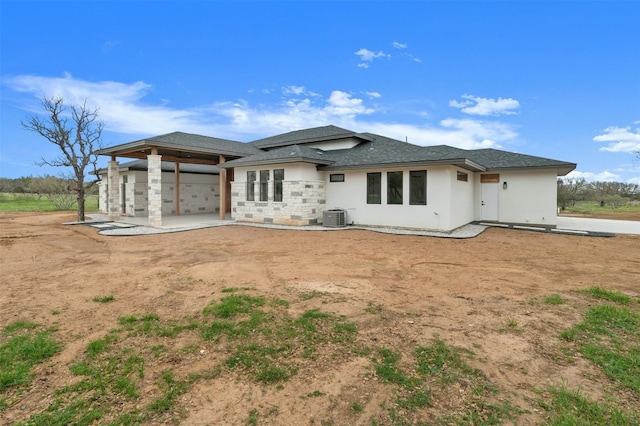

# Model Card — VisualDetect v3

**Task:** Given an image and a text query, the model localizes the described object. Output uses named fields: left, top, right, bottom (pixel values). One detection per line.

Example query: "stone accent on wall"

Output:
left=147, top=155, right=162, bottom=227
left=231, top=180, right=326, bottom=226
left=107, top=161, right=120, bottom=220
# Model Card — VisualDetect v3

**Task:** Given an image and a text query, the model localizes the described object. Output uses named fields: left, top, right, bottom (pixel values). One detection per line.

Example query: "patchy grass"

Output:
left=92, top=294, right=115, bottom=304
left=0, top=322, right=62, bottom=392
left=7, top=285, right=640, bottom=425
left=537, top=384, right=640, bottom=425
left=580, top=286, right=632, bottom=305
left=544, top=294, right=565, bottom=305
left=371, top=340, right=519, bottom=425
left=560, top=304, right=640, bottom=394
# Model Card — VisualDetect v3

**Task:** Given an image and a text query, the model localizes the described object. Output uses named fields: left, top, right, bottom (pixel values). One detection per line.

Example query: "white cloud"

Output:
left=359, top=118, right=517, bottom=150
left=354, top=48, right=390, bottom=68
left=282, top=85, right=306, bottom=95
left=324, top=90, right=375, bottom=117
left=449, top=94, right=520, bottom=116
left=565, top=170, right=622, bottom=182
left=593, top=124, right=640, bottom=153
left=392, top=41, right=407, bottom=49
left=4, top=73, right=519, bottom=151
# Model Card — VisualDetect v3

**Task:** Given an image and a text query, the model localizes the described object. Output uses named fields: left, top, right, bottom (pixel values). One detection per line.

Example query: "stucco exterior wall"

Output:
left=325, top=166, right=466, bottom=231
left=473, top=169, right=559, bottom=226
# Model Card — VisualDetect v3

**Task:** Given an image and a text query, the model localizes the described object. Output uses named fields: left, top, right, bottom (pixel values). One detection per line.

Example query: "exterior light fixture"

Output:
left=503, top=181, right=508, bottom=189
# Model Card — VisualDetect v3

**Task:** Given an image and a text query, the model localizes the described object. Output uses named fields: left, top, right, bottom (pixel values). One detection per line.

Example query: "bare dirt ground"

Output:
left=1, top=212, right=639, bottom=425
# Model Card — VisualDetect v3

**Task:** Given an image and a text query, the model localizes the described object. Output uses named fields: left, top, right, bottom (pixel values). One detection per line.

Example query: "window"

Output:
left=410, top=170, right=427, bottom=205
left=387, top=171, right=403, bottom=205
left=259, top=170, right=269, bottom=201
left=273, top=169, right=284, bottom=202
left=246, top=171, right=256, bottom=201
left=330, top=173, right=345, bottom=182
left=367, top=172, right=381, bottom=204
left=457, top=171, right=468, bottom=182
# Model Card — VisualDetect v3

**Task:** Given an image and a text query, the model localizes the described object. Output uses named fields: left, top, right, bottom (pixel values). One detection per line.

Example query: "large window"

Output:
left=410, top=170, right=427, bottom=205
left=273, top=169, right=284, bottom=202
left=367, top=172, right=381, bottom=204
left=246, top=171, right=256, bottom=201
left=259, top=170, right=269, bottom=201
left=387, top=171, right=403, bottom=205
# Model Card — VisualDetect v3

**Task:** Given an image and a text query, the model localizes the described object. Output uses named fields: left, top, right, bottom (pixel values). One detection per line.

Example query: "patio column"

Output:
left=147, top=151, right=162, bottom=227
left=175, top=161, right=180, bottom=216
left=219, top=155, right=226, bottom=220
left=107, top=158, right=120, bottom=221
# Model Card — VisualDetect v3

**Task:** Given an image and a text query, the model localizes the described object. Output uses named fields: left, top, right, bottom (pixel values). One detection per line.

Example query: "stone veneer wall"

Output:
left=160, top=184, right=218, bottom=215
left=231, top=180, right=326, bottom=226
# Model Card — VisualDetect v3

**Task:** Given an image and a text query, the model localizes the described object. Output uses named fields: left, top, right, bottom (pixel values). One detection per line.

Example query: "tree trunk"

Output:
left=77, top=186, right=85, bottom=222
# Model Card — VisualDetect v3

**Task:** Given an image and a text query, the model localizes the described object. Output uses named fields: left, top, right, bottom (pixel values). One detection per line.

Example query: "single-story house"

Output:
left=97, top=125, right=576, bottom=231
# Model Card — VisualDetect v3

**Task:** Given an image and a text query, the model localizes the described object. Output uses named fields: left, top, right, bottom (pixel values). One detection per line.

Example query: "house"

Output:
left=97, top=125, right=576, bottom=231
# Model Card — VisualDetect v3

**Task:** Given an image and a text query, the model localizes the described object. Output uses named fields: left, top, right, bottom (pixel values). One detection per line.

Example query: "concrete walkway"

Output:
left=71, top=214, right=639, bottom=238
left=77, top=213, right=487, bottom=238
left=556, top=217, right=640, bottom=235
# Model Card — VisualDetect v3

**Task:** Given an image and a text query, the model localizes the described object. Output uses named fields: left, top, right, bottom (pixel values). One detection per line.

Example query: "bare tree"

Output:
left=22, top=97, right=103, bottom=221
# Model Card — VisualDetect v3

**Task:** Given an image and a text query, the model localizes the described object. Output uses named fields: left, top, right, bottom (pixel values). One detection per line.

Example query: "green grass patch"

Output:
left=544, top=294, right=565, bottom=305
left=0, top=193, right=98, bottom=212
left=372, top=340, right=518, bottom=425
left=581, top=287, right=632, bottom=304
left=201, top=294, right=358, bottom=383
left=0, top=322, right=62, bottom=392
left=92, top=294, right=115, bottom=303
left=561, top=304, right=640, bottom=394
left=537, top=384, right=640, bottom=425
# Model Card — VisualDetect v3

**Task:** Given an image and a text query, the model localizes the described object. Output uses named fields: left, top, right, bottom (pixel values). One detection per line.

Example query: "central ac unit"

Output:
left=323, top=209, right=347, bottom=227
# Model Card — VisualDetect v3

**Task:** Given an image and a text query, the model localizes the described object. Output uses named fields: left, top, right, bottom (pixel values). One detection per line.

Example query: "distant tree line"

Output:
left=0, top=175, right=99, bottom=210
left=558, top=178, right=640, bottom=210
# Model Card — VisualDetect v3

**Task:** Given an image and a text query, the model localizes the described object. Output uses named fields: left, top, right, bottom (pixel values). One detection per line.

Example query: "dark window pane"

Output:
left=367, top=172, right=381, bottom=204
left=410, top=170, right=427, bottom=205
left=330, top=174, right=345, bottom=182
left=246, top=171, right=256, bottom=201
left=259, top=170, right=269, bottom=201
left=387, top=171, right=403, bottom=205
left=274, top=169, right=284, bottom=202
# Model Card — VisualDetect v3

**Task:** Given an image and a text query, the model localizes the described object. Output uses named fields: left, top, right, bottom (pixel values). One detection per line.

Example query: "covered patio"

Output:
left=96, top=132, right=259, bottom=226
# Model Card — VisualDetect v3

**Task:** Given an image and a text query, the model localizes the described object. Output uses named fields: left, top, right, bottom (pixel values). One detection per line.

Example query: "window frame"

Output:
left=409, top=170, right=427, bottom=205
left=246, top=171, right=256, bottom=201
left=330, top=173, right=345, bottom=183
left=387, top=171, right=403, bottom=205
left=259, top=170, right=269, bottom=202
left=366, top=172, right=382, bottom=204
left=273, top=168, right=284, bottom=202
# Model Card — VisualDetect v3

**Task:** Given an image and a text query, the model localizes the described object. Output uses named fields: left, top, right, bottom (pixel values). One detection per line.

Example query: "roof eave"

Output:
left=220, top=157, right=334, bottom=168
left=484, top=163, right=577, bottom=176
left=320, top=158, right=487, bottom=172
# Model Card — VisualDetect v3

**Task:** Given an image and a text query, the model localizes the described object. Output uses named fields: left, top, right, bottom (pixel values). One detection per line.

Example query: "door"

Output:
left=481, top=174, right=499, bottom=221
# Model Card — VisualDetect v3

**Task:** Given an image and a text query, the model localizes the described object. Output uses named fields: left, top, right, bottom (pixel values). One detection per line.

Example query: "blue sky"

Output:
left=1, top=1, right=639, bottom=183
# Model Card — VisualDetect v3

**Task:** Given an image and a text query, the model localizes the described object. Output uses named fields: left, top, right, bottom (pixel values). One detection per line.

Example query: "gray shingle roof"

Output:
left=219, top=144, right=334, bottom=168
left=98, top=131, right=260, bottom=158
left=249, top=125, right=372, bottom=149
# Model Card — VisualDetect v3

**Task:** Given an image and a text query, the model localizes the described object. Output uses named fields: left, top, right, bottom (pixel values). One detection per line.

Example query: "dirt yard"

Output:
left=1, top=212, right=639, bottom=425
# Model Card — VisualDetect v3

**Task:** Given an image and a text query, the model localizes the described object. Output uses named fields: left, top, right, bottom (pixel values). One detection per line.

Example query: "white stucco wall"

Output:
left=473, top=169, right=559, bottom=226
left=325, top=166, right=470, bottom=231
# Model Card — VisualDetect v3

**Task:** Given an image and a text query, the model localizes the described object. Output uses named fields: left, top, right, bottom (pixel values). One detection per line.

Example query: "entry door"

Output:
left=481, top=174, right=499, bottom=221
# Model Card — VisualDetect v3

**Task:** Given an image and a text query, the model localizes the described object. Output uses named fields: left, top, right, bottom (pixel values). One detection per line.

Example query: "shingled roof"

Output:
left=226, top=127, right=575, bottom=175
left=250, top=125, right=373, bottom=149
